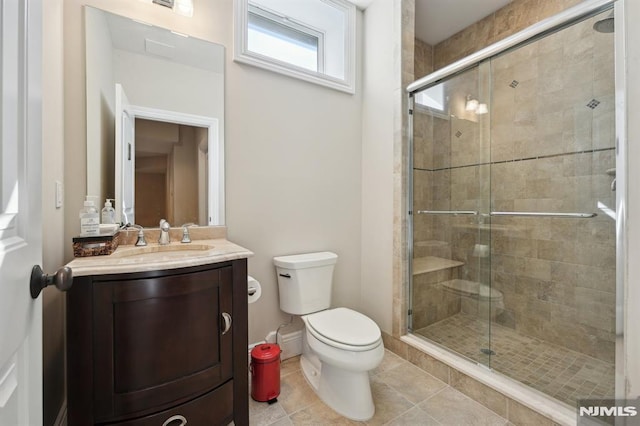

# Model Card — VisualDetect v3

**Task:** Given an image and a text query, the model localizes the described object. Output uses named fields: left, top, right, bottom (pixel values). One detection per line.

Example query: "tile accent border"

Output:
left=382, top=331, right=575, bottom=426
left=414, top=147, right=616, bottom=172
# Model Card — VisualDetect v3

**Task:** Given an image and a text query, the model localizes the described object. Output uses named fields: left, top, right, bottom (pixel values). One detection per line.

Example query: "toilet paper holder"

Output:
left=247, top=275, right=262, bottom=303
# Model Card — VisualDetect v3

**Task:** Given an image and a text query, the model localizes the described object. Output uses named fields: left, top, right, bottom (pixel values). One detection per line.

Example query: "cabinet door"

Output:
left=93, top=266, right=233, bottom=421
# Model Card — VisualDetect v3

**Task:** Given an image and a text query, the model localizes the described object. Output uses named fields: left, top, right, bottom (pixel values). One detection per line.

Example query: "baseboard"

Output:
left=277, top=330, right=303, bottom=360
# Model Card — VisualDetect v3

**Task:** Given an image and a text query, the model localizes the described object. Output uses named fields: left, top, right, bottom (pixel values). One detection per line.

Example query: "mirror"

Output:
left=84, top=7, right=225, bottom=227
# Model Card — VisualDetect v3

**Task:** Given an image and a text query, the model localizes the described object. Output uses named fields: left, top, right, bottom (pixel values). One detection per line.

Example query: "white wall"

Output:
left=360, top=0, right=395, bottom=333
left=227, top=52, right=364, bottom=343
left=63, top=0, right=364, bottom=346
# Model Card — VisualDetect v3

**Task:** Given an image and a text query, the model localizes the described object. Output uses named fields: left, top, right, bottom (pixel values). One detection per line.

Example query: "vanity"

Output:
left=65, top=227, right=252, bottom=426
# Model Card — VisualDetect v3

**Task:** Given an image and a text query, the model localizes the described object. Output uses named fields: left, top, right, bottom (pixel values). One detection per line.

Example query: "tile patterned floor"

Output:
left=414, top=313, right=615, bottom=407
left=249, top=350, right=509, bottom=425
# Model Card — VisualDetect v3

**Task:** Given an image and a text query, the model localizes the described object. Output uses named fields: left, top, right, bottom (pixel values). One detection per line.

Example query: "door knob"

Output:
left=30, top=265, right=73, bottom=299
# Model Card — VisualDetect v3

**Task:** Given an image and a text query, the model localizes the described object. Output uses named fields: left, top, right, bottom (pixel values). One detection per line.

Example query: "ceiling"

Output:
left=414, top=0, right=513, bottom=45
left=350, top=0, right=513, bottom=45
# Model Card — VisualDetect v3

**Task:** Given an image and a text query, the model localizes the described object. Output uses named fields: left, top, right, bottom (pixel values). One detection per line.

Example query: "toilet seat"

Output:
left=304, top=307, right=381, bottom=352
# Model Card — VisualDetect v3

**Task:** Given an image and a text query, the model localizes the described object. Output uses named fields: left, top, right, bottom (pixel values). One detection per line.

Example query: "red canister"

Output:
left=250, top=343, right=281, bottom=403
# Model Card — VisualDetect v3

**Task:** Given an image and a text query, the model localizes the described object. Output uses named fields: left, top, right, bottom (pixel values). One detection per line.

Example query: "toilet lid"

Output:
left=306, top=307, right=381, bottom=347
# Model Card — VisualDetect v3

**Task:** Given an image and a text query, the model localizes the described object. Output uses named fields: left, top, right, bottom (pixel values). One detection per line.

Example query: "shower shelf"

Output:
left=412, top=256, right=464, bottom=276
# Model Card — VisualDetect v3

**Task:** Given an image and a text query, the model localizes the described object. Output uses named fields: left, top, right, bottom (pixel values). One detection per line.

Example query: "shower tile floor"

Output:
left=414, top=313, right=615, bottom=407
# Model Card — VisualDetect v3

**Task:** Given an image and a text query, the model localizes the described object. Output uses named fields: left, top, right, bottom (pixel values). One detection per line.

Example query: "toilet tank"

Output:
left=273, top=252, right=337, bottom=315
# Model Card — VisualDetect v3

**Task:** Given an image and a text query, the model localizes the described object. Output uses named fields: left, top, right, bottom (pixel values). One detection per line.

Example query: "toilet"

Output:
left=273, top=251, right=384, bottom=421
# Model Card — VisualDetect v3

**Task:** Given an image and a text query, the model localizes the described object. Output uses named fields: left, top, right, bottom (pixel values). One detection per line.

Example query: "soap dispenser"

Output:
left=101, top=199, right=115, bottom=224
left=79, top=196, right=99, bottom=237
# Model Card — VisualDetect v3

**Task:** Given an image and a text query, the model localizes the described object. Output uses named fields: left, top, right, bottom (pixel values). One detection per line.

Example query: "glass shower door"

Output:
left=410, top=61, right=493, bottom=367
left=485, top=9, right=616, bottom=404
left=408, top=4, right=617, bottom=408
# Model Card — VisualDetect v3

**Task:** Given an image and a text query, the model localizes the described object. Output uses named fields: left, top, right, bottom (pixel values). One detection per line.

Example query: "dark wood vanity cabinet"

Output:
left=67, top=259, right=249, bottom=426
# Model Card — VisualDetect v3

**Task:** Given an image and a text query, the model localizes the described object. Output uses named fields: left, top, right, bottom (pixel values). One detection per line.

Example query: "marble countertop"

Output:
left=67, top=238, right=253, bottom=277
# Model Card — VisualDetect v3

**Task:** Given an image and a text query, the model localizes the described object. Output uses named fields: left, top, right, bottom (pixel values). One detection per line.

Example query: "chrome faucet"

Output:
left=126, top=224, right=147, bottom=246
left=180, top=223, right=196, bottom=243
left=159, top=219, right=171, bottom=245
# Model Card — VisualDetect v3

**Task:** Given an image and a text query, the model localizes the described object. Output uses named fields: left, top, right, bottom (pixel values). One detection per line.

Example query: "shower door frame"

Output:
left=406, top=0, right=624, bottom=401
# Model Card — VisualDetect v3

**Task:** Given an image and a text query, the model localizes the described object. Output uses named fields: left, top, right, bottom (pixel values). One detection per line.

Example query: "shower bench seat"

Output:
left=412, top=256, right=464, bottom=276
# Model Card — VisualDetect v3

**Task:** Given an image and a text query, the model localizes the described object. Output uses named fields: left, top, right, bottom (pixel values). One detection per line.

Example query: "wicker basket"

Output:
left=72, top=231, right=120, bottom=257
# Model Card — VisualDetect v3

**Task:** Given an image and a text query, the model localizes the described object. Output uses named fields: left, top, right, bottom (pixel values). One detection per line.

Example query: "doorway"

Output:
left=134, top=119, right=209, bottom=227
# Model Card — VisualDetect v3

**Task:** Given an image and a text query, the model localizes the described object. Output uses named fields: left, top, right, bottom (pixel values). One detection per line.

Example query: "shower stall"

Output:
left=407, top=1, right=617, bottom=408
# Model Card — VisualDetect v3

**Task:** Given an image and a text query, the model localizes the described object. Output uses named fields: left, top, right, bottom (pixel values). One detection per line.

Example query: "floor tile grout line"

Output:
left=379, top=405, right=443, bottom=426
left=429, top=385, right=510, bottom=425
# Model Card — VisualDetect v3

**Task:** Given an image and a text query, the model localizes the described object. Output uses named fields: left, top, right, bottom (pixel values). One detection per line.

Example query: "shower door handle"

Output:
left=416, top=210, right=479, bottom=215
left=490, top=211, right=597, bottom=218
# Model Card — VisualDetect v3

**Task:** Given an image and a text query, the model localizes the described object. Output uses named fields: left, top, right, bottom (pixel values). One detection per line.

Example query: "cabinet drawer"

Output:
left=115, top=381, right=233, bottom=426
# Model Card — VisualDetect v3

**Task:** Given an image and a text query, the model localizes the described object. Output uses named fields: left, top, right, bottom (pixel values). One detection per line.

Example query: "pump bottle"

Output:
left=101, top=199, right=116, bottom=224
left=79, top=196, right=99, bottom=237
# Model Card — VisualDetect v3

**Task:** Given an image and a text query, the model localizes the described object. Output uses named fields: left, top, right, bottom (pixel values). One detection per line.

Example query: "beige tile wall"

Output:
left=410, top=1, right=616, bottom=364
left=392, top=0, right=415, bottom=338
left=412, top=268, right=461, bottom=329
left=432, top=0, right=585, bottom=70
left=414, top=38, right=433, bottom=80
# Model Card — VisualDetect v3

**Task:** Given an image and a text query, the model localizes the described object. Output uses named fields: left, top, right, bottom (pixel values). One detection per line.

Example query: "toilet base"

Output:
left=300, top=353, right=375, bottom=421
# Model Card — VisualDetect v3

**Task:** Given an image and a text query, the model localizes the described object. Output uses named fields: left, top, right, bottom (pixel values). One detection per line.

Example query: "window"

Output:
left=247, top=5, right=324, bottom=73
left=234, top=0, right=356, bottom=93
left=415, top=85, right=445, bottom=113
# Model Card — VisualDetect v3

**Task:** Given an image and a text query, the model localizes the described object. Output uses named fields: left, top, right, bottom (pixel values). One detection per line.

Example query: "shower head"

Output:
left=593, top=12, right=614, bottom=33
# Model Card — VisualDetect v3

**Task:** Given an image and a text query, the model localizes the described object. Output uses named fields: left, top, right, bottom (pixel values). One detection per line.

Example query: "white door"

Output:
left=0, top=0, right=43, bottom=425
left=115, top=83, right=136, bottom=225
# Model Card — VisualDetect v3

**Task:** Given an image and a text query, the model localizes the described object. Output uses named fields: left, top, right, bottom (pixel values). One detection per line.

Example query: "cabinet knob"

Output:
left=221, top=312, right=232, bottom=335
left=162, top=414, right=187, bottom=426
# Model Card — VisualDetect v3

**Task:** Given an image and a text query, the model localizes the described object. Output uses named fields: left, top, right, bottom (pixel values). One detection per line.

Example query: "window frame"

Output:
left=234, top=0, right=356, bottom=94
